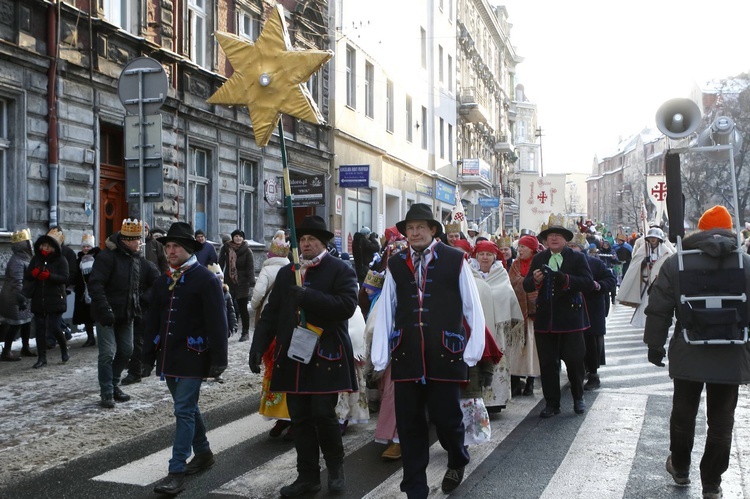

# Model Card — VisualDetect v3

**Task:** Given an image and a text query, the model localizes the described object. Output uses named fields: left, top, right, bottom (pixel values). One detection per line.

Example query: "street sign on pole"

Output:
left=117, top=57, right=168, bottom=220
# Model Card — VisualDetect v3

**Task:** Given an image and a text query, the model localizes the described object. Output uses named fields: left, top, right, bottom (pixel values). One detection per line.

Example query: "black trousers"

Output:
left=394, top=380, right=469, bottom=499
left=584, top=334, right=604, bottom=374
left=670, top=379, right=739, bottom=489
left=2, top=322, right=31, bottom=351
left=286, top=393, right=343, bottom=483
left=127, top=316, right=144, bottom=377
left=234, top=296, right=250, bottom=333
left=535, top=331, right=586, bottom=408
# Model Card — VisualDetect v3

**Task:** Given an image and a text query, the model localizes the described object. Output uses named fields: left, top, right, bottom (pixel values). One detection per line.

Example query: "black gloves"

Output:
left=289, top=285, right=306, bottom=301
left=648, top=346, right=666, bottom=367
left=249, top=351, right=263, bottom=374
left=550, top=271, right=567, bottom=287
left=481, top=372, right=494, bottom=387
left=99, top=307, right=115, bottom=327
left=208, top=365, right=226, bottom=378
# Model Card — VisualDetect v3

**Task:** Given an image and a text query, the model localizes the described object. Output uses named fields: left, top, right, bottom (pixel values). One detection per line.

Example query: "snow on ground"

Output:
left=0, top=328, right=263, bottom=487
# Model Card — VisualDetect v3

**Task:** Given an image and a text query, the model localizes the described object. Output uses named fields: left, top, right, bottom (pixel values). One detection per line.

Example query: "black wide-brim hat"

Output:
left=296, top=215, right=334, bottom=243
left=396, top=203, right=443, bottom=237
left=538, top=225, right=574, bottom=242
left=160, top=222, right=203, bottom=253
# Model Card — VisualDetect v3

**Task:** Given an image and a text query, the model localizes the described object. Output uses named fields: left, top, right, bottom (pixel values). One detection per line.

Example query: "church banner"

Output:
left=646, top=174, right=667, bottom=226
left=519, top=172, right=567, bottom=233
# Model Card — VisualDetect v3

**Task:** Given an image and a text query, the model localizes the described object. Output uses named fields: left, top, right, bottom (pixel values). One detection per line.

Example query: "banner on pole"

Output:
left=646, top=174, right=667, bottom=226
left=519, top=173, right=567, bottom=233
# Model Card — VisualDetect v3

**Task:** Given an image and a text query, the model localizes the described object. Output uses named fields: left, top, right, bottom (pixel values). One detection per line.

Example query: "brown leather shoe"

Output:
left=381, top=443, right=401, bottom=460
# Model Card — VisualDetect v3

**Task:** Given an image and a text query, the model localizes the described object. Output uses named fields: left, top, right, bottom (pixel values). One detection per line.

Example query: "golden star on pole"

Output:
left=207, top=4, right=333, bottom=148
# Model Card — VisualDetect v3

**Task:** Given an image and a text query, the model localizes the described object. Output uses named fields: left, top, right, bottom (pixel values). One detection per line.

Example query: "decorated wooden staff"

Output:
left=207, top=5, right=332, bottom=326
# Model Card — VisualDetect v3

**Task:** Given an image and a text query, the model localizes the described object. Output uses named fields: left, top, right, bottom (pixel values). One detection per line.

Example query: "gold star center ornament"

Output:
left=207, top=4, right=333, bottom=148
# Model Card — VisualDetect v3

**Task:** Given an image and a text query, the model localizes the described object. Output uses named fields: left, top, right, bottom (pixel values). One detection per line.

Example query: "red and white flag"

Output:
left=449, top=186, right=469, bottom=235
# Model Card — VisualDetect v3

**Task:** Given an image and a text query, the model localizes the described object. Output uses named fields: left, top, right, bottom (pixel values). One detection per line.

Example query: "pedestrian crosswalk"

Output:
left=24, top=304, right=750, bottom=498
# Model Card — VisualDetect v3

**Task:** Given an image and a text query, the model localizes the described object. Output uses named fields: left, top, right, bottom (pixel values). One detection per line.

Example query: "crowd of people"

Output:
left=0, top=204, right=747, bottom=499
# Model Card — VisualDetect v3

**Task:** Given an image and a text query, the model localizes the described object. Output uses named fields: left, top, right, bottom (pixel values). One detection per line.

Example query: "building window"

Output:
left=189, top=0, right=208, bottom=68
left=0, top=99, right=6, bottom=229
left=238, top=8, right=260, bottom=41
left=346, top=45, right=356, bottom=108
left=101, top=0, right=138, bottom=32
left=421, top=106, right=427, bottom=149
left=386, top=79, right=394, bottom=133
left=239, top=159, right=257, bottom=238
left=448, top=123, right=453, bottom=162
left=447, top=55, right=453, bottom=92
left=420, top=27, right=426, bottom=69
left=438, top=45, right=444, bottom=85
left=406, top=95, right=413, bottom=143
left=439, top=118, right=445, bottom=159
left=188, top=146, right=211, bottom=234
left=365, top=61, right=374, bottom=118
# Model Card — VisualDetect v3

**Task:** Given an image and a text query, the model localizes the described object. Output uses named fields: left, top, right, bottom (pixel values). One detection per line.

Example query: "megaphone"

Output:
left=655, top=98, right=702, bottom=139
left=696, top=116, right=744, bottom=162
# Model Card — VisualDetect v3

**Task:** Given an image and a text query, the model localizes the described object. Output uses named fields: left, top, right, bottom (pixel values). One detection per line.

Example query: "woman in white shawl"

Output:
left=617, top=227, right=674, bottom=327
left=471, top=240, right=524, bottom=412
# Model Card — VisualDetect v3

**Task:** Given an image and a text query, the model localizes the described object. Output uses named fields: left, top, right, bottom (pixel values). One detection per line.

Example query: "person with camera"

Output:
left=522, top=219, right=594, bottom=418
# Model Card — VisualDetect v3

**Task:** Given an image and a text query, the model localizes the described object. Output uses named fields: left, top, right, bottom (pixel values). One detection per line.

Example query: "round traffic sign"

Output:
left=117, top=57, right=168, bottom=115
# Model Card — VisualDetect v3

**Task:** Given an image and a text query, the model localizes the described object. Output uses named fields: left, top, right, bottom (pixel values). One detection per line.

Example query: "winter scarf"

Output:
left=226, top=241, right=242, bottom=285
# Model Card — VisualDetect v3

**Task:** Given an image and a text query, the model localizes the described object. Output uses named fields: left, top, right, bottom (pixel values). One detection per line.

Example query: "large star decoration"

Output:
left=207, top=4, right=333, bottom=147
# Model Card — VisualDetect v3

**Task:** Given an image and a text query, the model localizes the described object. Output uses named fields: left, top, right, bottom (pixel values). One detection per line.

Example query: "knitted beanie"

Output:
left=698, top=205, right=733, bottom=230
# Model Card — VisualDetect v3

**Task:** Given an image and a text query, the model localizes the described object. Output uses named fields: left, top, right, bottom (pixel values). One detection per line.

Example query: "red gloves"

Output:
left=31, top=267, right=41, bottom=277
left=37, top=269, right=50, bottom=280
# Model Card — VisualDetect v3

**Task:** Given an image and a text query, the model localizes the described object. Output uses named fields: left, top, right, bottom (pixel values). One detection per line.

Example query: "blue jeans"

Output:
left=97, top=321, right=134, bottom=397
left=166, top=377, right=210, bottom=473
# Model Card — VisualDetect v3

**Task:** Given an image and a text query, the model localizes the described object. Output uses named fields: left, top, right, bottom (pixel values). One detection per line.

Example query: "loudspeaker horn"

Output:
left=696, top=116, right=744, bottom=162
left=655, top=98, right=702, bottom=139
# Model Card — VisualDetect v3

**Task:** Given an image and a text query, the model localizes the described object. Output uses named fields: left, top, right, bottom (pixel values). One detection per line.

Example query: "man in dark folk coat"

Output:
left=144, top=222, right=228, bottom=496
left=249, top=215, right=358, bottom=498
left=523, top=220, right=594, bottom=418
left=371, top=203, right=486, bottom=498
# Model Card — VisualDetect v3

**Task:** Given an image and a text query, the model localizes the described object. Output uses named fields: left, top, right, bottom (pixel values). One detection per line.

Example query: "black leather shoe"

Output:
left=21, top=346, right=36, bottom=357
left=441, top=466, right=465, bottom=493
left=540, top=406, right=561, bottom=418
left=185, top=451, right=215, bottom=475
left=523, top=377, right=535, bottom=395
left=121, top=374, right=142, bottom=385
left=328, top=465, right=346, bottom=494
left=574, top=399, right=586, bottom=414
left=153, top=473, right=185, bottom=495
left=32, top=358, right=47, bottom=369
left=584, top=374, right=600, bottom=391
left=113, top=387, right=131, bottom=402
left=100, top=396, right=115, bottom=409
left=280, top=478, right=321, bottom=497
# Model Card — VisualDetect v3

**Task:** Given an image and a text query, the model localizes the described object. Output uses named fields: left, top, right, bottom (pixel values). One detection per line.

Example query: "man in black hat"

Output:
left=144, top=221, right=229, bottom=496
left=523, top=221, right=594, bottom=418
left=371, top=203, right=486, bottom=498
left=248, top=215, right=358, bottom=497
left=87, top=219, right=160, bottom=408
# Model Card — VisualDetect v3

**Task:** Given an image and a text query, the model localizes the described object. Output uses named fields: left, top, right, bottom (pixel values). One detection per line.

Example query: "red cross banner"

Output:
left=519, top=172, right=568, bottom=233
left=449, top=186, right=469, bottom=235
left=646, top=174, right=667, bottom=226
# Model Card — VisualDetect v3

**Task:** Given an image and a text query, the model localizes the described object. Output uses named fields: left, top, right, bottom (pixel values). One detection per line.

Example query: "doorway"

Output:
left=99, top=125, right=127, bottom=246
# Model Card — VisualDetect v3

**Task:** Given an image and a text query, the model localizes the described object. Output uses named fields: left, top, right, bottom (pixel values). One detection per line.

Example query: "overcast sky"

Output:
left=500, top=0, right=750, bottom=174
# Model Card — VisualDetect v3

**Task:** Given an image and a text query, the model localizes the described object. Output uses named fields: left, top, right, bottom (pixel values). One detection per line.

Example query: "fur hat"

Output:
left=81, top=233, right=95, bottom=247
left=698, top=205, right=733, bottom=231
left=268, top=230, right=290, bottom=257
left=120, top=219, right=143, bottom=240
left=207, top=263, right=223, bottom=278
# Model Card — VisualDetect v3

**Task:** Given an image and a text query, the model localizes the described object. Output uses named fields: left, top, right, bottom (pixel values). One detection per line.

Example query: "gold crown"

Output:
left=497, top=235, right=513, bottom=248
left=363, top=270, right=385, bottom=289
left=81, top=233, right=95, bottom=247
left=572, top=232, right=588, bottom=247
left=444, top=222, right=462, bottom=234
left=11, top=228, right=31, bottom=244
left=47, top=227, right=65, bottom=244
left=121, top=219, right=144, bottom=238
left=548, top=213, right=566, bottom=227
left=269, top=230, right=290, bottom=256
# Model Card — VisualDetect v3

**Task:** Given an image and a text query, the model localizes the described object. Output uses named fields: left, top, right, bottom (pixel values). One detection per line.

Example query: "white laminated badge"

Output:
left=287, top=326, right=319, bottom=364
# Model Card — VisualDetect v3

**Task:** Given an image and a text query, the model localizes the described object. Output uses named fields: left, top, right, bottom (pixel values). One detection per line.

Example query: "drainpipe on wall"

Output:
left=47, top=2, right=60, bottom=228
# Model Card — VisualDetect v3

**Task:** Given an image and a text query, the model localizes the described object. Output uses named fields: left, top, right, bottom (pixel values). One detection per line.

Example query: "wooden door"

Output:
left=99, top=126, right=127, bottom=247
